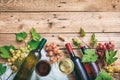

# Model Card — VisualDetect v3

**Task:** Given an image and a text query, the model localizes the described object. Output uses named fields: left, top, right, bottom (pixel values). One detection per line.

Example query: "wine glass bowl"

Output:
left=59, top=58, right=74, bottom=74
left=35, top=60, right=51, bottom=77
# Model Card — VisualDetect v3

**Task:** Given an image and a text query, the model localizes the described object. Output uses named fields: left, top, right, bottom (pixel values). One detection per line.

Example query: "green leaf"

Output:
left=0, top=63, right=7, bottom=75
left=105, top=50, right=118, bottom=65
left=4, top=45, right=16, bottom=51
left=0, top=47, right=11, bottom=58
left=95, top=71, right=112, bottom=80
left=72, top=38, right=81, bottom=48
left=27, top=39, right=39, bottom=50
left=82, top=49, right=98, bottom=62
left=91, top=33, right=98, bottom=47
left=30, top=28, right=41, bottom=41
left=80, top=28, right=86, bottom=37
left=109, top=50, right=117, bottom=57
left=105, top=50, right=109, bottom=63
left=95, top=76, right=102, bottom=80
left=108, top=57, right=118, bottom=65
left=16, top=32, right=27, bottom=41
left=0, top=45, right=15, bottom=58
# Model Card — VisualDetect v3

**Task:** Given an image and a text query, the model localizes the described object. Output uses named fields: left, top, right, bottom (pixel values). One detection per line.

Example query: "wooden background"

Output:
left=0, top=0, right=120, bottom=80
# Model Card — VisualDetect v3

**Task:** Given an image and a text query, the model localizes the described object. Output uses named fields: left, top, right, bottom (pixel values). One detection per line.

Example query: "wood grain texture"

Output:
left=0, top=0, right=120, bottom=11
left=0, top=33, right=120, bottom=48
left=0, top=0, right=120, bottom=80
left=0, top=12, right=120, bottom=33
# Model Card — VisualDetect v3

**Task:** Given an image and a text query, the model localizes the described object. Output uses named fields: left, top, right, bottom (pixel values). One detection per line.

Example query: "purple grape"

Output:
left=96, top=42, right=115, bottom=59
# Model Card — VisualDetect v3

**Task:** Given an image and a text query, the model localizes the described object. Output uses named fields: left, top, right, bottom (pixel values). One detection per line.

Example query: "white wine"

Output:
left=13, top=38, right=47, bottom=80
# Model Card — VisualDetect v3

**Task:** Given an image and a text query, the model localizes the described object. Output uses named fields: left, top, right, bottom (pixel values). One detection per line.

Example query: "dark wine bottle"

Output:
left=81, top=46, right=99, bottom=79
left=65, top=43, right=89, bottom=80
left=13, top=38, right=47, bottom=80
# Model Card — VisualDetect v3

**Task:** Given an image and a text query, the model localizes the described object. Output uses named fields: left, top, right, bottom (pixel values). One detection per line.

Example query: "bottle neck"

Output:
left=37, top=38, right=47, bottom=50
left=37, top=47, right=42, bottom=51
left=65, top=43, right=75, bottom=58
left=70, top=52, right=75, bottom=58
left=80, top=46, right=86, bottom=55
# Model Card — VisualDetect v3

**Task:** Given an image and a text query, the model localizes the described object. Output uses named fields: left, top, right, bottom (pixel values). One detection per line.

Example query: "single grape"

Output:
left=8, top=62, right=12, bottom=66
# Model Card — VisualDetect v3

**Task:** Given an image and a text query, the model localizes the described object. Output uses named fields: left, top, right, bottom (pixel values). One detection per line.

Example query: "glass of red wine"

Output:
left=35, top=60, right=51, bottom=77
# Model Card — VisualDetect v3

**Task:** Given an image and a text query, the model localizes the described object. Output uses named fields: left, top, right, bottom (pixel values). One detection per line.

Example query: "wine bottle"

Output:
left=81, top=46, right=99, bottom=79
left=13, top=38, right=47, bottom=80
left=65, top=43, right=89, bottom=80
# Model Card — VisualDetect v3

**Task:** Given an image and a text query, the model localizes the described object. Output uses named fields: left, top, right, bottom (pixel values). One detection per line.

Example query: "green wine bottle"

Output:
left=13, top=38, right=47, bottom=80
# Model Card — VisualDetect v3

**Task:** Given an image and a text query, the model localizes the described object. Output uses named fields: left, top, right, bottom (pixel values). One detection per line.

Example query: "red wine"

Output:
left=65, top=43, right=89, bottom=80
left=81, top=46, right=99, bottom=79
left=35, top=60, right=51, bottom=76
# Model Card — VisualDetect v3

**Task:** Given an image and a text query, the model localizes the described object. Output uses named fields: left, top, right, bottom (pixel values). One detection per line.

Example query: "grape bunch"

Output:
left=7, top=46, right=30, bottom=72
left=96, top=42, right=115, bottom=59
left=104, top=42, right=115, bottom=51
left=45, top=43, right=64, bottom=64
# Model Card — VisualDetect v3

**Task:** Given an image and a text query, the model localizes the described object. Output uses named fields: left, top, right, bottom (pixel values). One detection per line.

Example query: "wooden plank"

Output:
left=0, top=12, right=120, bottom=33
left=0, top=33, right=120, bottom=48
left=0, top=0, right=120, bottom=11
left=112, top=73, right=120, bottom=80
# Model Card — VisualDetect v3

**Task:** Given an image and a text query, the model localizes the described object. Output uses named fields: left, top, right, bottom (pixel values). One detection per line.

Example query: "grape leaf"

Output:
left=4, top=45, right=16, bottom=51
left=91, top=33, right=98, bottom=47
left=27, top=39, right=39, bottom=50
left=105, top=50, right=118, bottom=65
left=109, top=50, right=117, bottom=58
left=30, top=28, right=41, bottom=41
left=0, top=63, right=7, bottom=75
left=0, top=45, right=15, bottom=58
left=0, top=47, right=10, bottom=58
left=95, top=71, right=112, bottom=80
left=72, top=38, right=81, bottom=48
left=80, top=28, right=86, bottom=37
left=16, top=32, right=27, bottom=41
left=82, top=49, right=98, bottom=62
